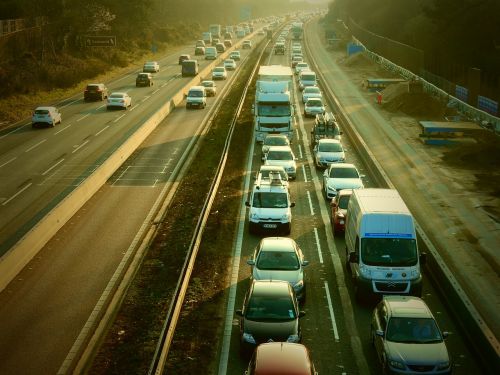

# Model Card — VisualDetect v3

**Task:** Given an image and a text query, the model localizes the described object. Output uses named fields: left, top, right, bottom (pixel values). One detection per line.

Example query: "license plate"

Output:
left=263, top=224, right=277, bottom=229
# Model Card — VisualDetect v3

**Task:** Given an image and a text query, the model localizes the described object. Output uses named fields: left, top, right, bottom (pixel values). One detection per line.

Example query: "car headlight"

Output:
left=287, top=334, right=300, bottom=343
left=436, top=361, right=450, bottom=370
left=250, top=212, right=259, bottom=219
left=293, top=280, right=304, bottom=290
left=242, top=332, right=256, bottom=344
left=359, top=264, right=372, bottom=278
left=327, top=185, right=335, bottom=191
left=281, top=213, right=291, bottom=221
left=388, top=359, right=405, bottom=370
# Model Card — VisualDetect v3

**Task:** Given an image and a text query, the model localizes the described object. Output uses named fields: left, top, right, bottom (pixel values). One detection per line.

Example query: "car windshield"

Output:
left=246, top=295, right=296, bottom=321
left=252, top=192, right=289, bottom=208
left=338, top=195, right=351, bottom=209
left=86, top=85, right=99, bottom=91
left=361, top=238, right=418, bottom=266
left=264, top=137, right=288, bottom=146
left=386, top=317, right=442, bottom=343
left=258, top=103, right=291, bottom=116
left=214, top=68, right=225, bottom=72
left=202, top=82, right=214, bottom=87
left=260, top=170, right=287, bottom=180
left=329, top=167, right=358, bottom=178
left=305, top=87, right=320, bottom=94
left=306, top=100, right=322, bottom=107
left=188, top=90, right=203, bottom=97
left=301, top=74, right=316, bottom=81
left=267, top=150, right=293, bottom=161
left=138, top=74, right=148, bottom=78
left=110, top=94, right=124, bottom=98
left=318, top=143, right=343, bottom=152
left=256, top=251, right=299, bottom=270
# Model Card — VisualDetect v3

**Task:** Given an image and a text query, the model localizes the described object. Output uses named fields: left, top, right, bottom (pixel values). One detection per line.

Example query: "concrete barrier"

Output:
left=0, top=32, right=259, bottom=293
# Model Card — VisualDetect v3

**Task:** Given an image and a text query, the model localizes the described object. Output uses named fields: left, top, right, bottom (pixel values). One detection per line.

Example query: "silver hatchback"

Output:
left=31, top=106, right=62, bottom=128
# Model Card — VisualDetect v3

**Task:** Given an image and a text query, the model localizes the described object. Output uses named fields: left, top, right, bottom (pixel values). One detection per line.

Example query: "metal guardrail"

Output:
left=351, top=37, right=500, bottom=133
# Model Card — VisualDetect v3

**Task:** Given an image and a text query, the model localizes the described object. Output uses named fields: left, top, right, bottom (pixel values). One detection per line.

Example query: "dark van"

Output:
left=181, top=60, right=199, bottom=77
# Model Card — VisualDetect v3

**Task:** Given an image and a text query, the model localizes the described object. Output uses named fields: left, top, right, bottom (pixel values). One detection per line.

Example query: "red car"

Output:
left=330, top=189, right=353, bottom=234
left=244, top=342, right=317, bottom=375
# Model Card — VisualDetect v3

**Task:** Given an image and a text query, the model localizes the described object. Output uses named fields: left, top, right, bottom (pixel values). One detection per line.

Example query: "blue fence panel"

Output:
left=347, top=43, right=364, bottom=56
left=455, top=85, right=468, bottom=102
left=477, top=96, right=498, bottom=116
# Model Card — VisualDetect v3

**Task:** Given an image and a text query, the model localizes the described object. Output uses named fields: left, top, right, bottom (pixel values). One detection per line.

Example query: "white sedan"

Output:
left=143, top=61, right=160, bottom=73
left=302, top=86, right=322, bottom=103
left=223, top=59, right=237, bottom=71
left=212, top=66, right=228, bottom=80
left=304, top=98, right=325, bottom=117
left=107, top=92, right=132, bottom=110
left=322, top=163, right=364, bottom=200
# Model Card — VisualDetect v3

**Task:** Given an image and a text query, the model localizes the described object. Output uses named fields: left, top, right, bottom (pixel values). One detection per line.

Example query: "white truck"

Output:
left=209, top=24, right=221, bottom=39
left=345, top=189, right=426, bottom=301
left=202, top=31, right=212, bottom=45
left=253, top=65, right=294, bottom=142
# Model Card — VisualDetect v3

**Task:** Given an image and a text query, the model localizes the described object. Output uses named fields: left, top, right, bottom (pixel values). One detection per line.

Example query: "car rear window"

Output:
left=35, top=110, right=49, bottom=115
left=86, top=85, right=99, bottom=91
left=110, top=94, right=123, bottom=98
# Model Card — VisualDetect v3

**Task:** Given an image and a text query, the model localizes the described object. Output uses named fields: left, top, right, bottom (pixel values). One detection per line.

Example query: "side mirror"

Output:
left=348, top=252, right=358, bottom=263
left=360, top=174, right=366, bottom=178
left=299, top=311, right=306, bottom=318
left=442, top=331, right=449, bottom=339
left=331, top=201, right=337, bottom=208
left=236, top=309, right=243, bottom=317
left=302, top=260, right=309, bottom=266
left=290, top=202, right=296, bottom=207
left=323, top=170, right=328, bottom=177
left=339, top=131, right=343, bottom=135
left=247, top=259, right=255, bottom=266
left=375, top=330, right=384, bottom=337
left=419, top=252, right=427, bottom=265
left=313, top=146, right=317, bottom=152
left=245, top=201, right=250, bottom=207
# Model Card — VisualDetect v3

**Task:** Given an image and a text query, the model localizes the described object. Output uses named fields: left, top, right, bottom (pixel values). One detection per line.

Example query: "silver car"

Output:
left=264, top=146, right=297, bottom=179
left=247, top=237, right=309, bottom=301
left=31, top=106, right=62, bottom=128
left=371, top=296, right=452, bottom=374
left=322, top=163, right=364, bottom=200
left=313, top=139, right=346, bottom=168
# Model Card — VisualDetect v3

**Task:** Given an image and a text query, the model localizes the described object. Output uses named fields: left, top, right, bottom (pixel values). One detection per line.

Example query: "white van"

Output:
left=205, top=46, right=218, bottom=60
left=298, top=70, right=317, bottom=91
left=345, top=189, right=425, bottom=300
left=186, top=86, right=206, bottom=109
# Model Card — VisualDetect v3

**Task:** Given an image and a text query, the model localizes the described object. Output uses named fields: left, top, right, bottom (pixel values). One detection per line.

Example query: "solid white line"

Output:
left=54, top=124, right=72, bottom=135
left=113, top=113, right=126, bottom=123
left=76, top=113, right=90, bottom=122
left=25, top=139, right=47, bottom=153
left=307, top=191, right=314, bottom=216
left=42, top=159, right=65, bottom=176
left=0, top=157, right=17, bottom=168
left=2, top=182, right=32, bottom=206
left=324, top=281, right=340, bottom=342
left=95, top=125, right=110, bottom=136
left=141, top=96, right=151, bottom=102
left=129, top=104, right=140, bottom=112
left=152, top=89, right=160, bottom=95
left=72, top=140, right=89, bottom=154
left=298, top=144, right=303, bottom=159
left=112, top=166, right=130, bottom=185
left=302, top=165, right=308, bottom=182
left=313, top=227, right=324, bottom=264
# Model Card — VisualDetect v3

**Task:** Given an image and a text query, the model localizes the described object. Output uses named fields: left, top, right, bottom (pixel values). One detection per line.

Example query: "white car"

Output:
left=295, top=62, right=309, bottom=75
left=229, top=50, right=241, bottom=61
left=31, top=106, right=62, bottom=128
left=255, top=165, right=289, bottom=188
left=304, top=98, right=325, bottom=118
left=302, top=86, right=322, bottom=103
left=201, top=80, right=217, bottom=96
left=223, top=58, right=237, bottom=70
left=212, top=66, right=228, bottom=80
left=313, top=139, right=346, bottom=168
left=143, top=61, right=160, bottom=73
left=264, top=145, right=297, bottom=180
left=261, top=134, right=290, bottom=161
left=322, top=163, right=364, bottom=200
left=107, top=92, right=132, bottom=110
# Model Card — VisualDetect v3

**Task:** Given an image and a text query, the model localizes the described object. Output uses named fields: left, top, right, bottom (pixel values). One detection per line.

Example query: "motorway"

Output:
left=218, top=23, right=484, bottom=375
left=0, top=31, right=263, bottom=374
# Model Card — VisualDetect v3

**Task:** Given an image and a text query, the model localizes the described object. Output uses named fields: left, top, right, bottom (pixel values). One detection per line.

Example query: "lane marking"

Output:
left=2, top=182, right=32, bottom=206
left=42, top=159, right=65, bottom=176
left=313, top=227, right=323, bottom=264
left=96, top=104, right=106, bottom=110
left=302, top=165, right=308, bottom=182
left=141, top=96, right=151, bottom=103
left=59, top=97, right=81, bottom=109
left=324, top=281, right=340, bottom=342
left=129, top=104, right=140, bottom=112
left=55, top=124, right=72, bottom=135
left=95, top=126, right=110, bottom=136
left=76, top=113, right=90, bottom=122
left=0, top=157, right=16, bottom=168
left=0, top=125, right=25, bottom=140
left=72, top=140, right=89, bottom=154
left=298, top=144, right=303, bottom=159
left=152, top=89, right=160, bottom=95
left=161, top=83, right=168, bottom=88
left=113, top=113, right=127, bottom=123
left=307, top=191, right=314, bottom=216
left=296, top=127, right=300, bottom=141
left=25, top=139, right=47, bottom=153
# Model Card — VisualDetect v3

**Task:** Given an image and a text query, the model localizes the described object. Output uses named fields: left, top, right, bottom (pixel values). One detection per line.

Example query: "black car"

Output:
left=178, top=54, right=190, bottom=65
left=136, top=73, right=153, bottom=87
left=84, top=83, right=108, bottom=101
left=236, top=280, right=305, bottom=355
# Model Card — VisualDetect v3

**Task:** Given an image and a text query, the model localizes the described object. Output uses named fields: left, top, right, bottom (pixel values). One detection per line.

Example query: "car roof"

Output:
left=87, top=83, right=104, bottom=87
left=338, top=189, right=354, bottom=197
left=201, top=80, right=215, bottom=85
left=318, top=139, right=341, bottom=144
left=264, top=134, right=288, bottom=140
left=251, top=280, right=291, bottom=297
left=189, top=86, right=205, bottom=90
left=384, top=296, right=433, bottom=319
left=260, top=237, right=296, bottom=253
left=255, top=343, right=313, bottom=375
left=267, top=145, right=293, bottom=152
left=144, top=61, right=157, bottom=64
left=259, top=165, right=286, bottom=172
left=35, top=106, right=56, bottom=111
left=329, top=163, right=356, bottom=169
left=110, top=92, right=127, bottom=96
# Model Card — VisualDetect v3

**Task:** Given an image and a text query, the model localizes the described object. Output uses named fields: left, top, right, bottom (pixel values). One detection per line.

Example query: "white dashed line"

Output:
left=313, top=227, right=324, bottom=264
left=129, top=104, right=140, bottom=112
left=25, top=139, right=47, bottom=153
left=0, top=157, right=16, bottom=168
left=95, top=125, right=110, bottom=136
left=96, top=104, right=106, bottom=110
left=302, top=165, right=308, bottom=182
left=72, top=140, right=89, bottom=154
left=2, top=182, right=32, bottom=206
left=324, top=281, right=340, bottom=342
left=298, top=144, right=303, bottom=159
left=152, top=89, right=160, bottom=95
left=307, top=191, right=314, bottom=216
left=113, top=113, right=127, bottom=123
left=55, top=124, right=72, bottom=135
left=76, top=113, right=90, bottom=122
left=141, top=96, right=151, bottom=103
left=42, top=159, right=65, bottom=176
